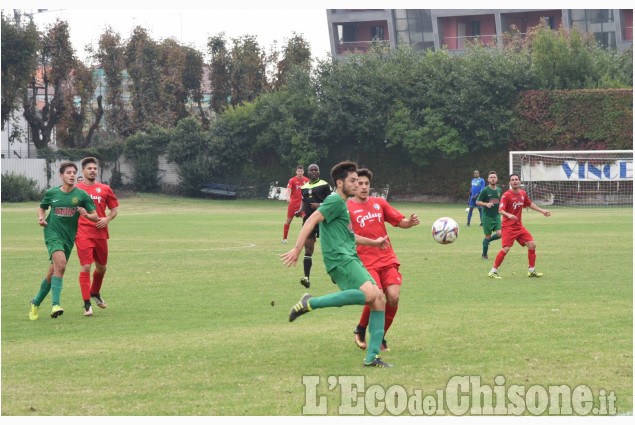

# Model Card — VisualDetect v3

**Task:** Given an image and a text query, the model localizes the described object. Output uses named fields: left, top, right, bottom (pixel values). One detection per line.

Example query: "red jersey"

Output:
left=75, top=182, right=119, bottom=240
left=347, top=197, right=405, bottom=269
left=499, top=189, right=531, bottom=229
left=287, top=176, right=309, bottom=203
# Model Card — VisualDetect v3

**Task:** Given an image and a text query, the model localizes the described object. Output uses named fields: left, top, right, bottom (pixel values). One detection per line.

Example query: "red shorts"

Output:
left=501, top=226, right=533, bottom=248
left=367, top=264, right=402, bottom=291
left=287, top=201, right=302, bottom=219
left=76, top=238, right=109, bottom=266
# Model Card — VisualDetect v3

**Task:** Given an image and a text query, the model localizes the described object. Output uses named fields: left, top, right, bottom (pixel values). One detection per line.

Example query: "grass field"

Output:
left=1, top=194, right=632, bottom=416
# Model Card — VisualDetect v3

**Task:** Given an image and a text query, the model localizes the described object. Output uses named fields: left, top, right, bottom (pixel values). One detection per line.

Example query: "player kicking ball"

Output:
left=281, top=161, right=393, bottom=367
left=488, top=173, right=551, bottom=279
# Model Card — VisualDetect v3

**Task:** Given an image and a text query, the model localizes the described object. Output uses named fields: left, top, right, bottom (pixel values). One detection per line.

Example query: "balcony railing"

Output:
left=441, top=35, right=497, bottom=50
left=335, top=40, right=389, bottom=54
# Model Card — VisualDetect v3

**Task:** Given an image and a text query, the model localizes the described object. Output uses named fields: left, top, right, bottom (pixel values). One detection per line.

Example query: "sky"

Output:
left=10, top=2, right=335, bottom=63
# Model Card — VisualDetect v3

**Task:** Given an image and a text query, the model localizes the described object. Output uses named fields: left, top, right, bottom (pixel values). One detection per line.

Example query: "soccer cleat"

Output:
left=299, top=277, right=310, bottom=289
left=50, top=305, right=64, bottom=319
left=488, top=271, right=502, bottom=279
left=363, top=356, right=393, bottom=368
left=482, top=255, right=489, bottom=260
left=289, top=293, right=312, bottom=322
left=91, top=293, right=107, bottom=309
left=528, top=271, right=543, bottom=278
left=29, top=299, right=39, bottom=321
left=84, top=306, right=94, bottom=317
left=282, top=239, right=288, bottom=244
left=380, top=339, right=390, bottom=352
left=466, top=223, right=470, bottom=227
left=353, top=325, right=367, bottom=349
left=479, top=223, right=483, bottom=226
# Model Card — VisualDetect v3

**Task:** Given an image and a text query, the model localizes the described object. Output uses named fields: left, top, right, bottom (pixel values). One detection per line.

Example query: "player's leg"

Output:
left=283, top=204, right=295, bottom=243
left=91, top=240, right=109, bottom=308
left=49, top=250, right=68, bottom=318
left=478, top=207, right=483, bottom=225
left=521, top=234, right=542, bottom=277
left=300, top=223, right=317, bottom=288
left=30, top=264, right=54, bottom=320
left=381, top=266, right=402, bottom=351
left=467, top=207, right=473, bottom=226
left=354, top=269, right=380, bottom=349
left=489, top=231, right=513, bottom=279
left=76, top=238, right=95, bottom=315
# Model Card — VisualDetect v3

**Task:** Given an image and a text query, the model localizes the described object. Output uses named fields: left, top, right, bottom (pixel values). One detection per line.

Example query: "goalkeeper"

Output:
left=476, top=171, right=503, bottom=259
left=467, top=170, right=485, bottom=226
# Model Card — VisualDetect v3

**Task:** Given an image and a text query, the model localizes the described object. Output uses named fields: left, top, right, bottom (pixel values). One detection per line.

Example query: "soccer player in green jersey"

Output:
left=281, top=161, right=393, bottom=367
left=476, top=171, right=503, bottom=259
left=29, top=162, right=98, bottom=320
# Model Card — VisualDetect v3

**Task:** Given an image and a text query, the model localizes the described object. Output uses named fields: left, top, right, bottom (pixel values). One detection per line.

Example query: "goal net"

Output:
left=509, top=150, right=633, bottom=207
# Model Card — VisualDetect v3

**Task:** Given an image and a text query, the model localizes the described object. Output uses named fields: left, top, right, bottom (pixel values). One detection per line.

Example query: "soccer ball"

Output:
left=465, top=207, right=470, bottom=212
left=432, top=217, right=459, bottom=245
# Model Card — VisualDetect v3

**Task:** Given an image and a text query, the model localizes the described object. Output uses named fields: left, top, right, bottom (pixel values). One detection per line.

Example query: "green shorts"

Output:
left=328, top=257, right=376, bottom=291
left=482, top=215, right=502, bottom=236
left=46, top=239, right=73, bottom=262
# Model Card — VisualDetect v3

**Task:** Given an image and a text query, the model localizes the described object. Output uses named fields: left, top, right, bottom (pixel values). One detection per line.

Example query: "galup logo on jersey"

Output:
left=54, top=207, right=78, bottom=217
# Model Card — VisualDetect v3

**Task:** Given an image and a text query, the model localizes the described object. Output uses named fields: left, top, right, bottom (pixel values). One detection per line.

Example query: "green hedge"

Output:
left=1, top=173, right=44, bottom=202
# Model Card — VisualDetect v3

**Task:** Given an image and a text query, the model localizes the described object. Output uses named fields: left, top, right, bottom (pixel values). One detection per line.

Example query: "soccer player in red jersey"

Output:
left=488, top=173, right=551, bottom=279
left=75, top=157, right=119, bottom=316
left=347, top=169, right=419, bottom=351
left=282, top=165, right=309, bottom=244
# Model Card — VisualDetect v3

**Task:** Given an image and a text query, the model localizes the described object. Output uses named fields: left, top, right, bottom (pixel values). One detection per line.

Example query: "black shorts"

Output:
left=303, top=215, right=320, bottom=240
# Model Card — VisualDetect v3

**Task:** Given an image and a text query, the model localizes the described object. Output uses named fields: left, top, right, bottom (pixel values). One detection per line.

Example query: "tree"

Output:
left=182, top=47, right=210, bottom=129
left=93, top=27, right=133, bottom=137
left=229, top=35, right=266, bottom=105
left=21, top=20, right=77, bottom=150
left=1, top=12, right=39, bottom=130
left=208, top=33, right=231, bottom=115
left=273, top=32, right=312, bottom=89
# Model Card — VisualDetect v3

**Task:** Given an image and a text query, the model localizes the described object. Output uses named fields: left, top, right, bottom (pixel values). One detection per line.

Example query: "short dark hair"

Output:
left=59, top=161, right=77, bottom=174
left=357, top=168, right=373, bottom=181
left=509, top=173, right=520, bottom=181
left=296, top=165, right=304, bottom=170
left=330, top=161, right=358, bottom=187
left=81, top=157, right=98, bottom=169
left=488, top=170, right=497, bottom=177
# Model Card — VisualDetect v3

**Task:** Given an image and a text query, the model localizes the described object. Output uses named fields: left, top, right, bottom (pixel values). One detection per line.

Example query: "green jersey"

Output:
left=40, top=187, right=96, bottom=248
left=317, top=192, right=358, bottom=272
left=477, top=185, right=503, bottom=219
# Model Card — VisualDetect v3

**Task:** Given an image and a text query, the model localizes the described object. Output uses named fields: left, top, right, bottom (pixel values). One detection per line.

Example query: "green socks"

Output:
left=308, top=289, right=366, bottom=309
left=51, top=276, right=63, bottom=306
left=365, top=310, right=385, bottom=364
left=33, top=278, right=51, bottom=306
left=483, top=234, right=501, bottom=256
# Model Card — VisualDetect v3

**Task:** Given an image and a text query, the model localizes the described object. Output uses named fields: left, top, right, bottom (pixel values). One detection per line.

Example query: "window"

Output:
left=341, top=24, right=357, bottom=42
left=544, top=16, right=554, bottom=29
left=471, top=21, right=481, bottom=36
left=371, top=26, right=385, bottom=40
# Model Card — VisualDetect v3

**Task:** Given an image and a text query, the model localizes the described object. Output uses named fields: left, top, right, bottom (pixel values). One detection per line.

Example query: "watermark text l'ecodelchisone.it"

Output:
left=302, top=375, right=617, bottom=416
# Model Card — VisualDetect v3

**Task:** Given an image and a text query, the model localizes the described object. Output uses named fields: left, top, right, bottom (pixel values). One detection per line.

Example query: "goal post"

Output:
left=509, top=150, right=633, bottom=207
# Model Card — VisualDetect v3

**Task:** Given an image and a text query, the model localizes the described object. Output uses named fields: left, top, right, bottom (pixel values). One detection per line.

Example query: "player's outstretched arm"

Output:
left=281, top=211, right=325, bottom=267
left=398, top=213, right=420, bottom=229
left=355, top=234, right=389, bottom=248
left=529, top=202, right=551, bottom=217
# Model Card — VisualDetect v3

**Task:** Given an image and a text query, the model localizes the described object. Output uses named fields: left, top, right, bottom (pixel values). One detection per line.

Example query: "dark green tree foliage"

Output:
left=166, top=117, right=212, bottom=196
left=274, top=32, right=312, bottom=89
left=182, top=47, right=210, bottom=130
left=94, top=27, right=134, bottom=138
left=208, top=33, right=231, bottom=115
left=229, top=35, right=266, bottom=105
left=124, top=124, right=168, bottom=192
left=1, top=12, right=39, bottom=129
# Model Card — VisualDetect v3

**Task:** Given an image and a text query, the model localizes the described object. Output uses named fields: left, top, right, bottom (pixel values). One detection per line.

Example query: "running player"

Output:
left=467, top=170, right=485, bottom=226
left=75, top=157, right=119, bottom=316
left=295, top=164, right=331, bottom=288
left=488, top=173, right=551, bottom=279
left=476, top=170, right=503, bottom=260
left=281, top=161, right=392, bottom=367
left=29, top=162, right=98, bottom=320
left=347, top=168, right=419, bottom=352
left=282, top=165, right=309, bottom=244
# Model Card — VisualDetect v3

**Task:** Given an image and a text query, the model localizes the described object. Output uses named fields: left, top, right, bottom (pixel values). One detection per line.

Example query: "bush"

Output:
left=1, top=173, right=44, bottom=202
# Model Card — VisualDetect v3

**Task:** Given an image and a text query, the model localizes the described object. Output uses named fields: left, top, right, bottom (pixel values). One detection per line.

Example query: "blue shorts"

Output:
left=468, top=195, right=481, bottom=208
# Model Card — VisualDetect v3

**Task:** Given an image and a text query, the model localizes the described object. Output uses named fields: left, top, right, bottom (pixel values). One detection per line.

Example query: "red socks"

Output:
left=79, top=272, right=91, bottom=301
left=494, top=250, right=507, bottom=268
left=91, top=270, right=104, bottom=295
left=528, top=249, right=536, bottom=268
left=283, top=223, right=290, bottom=239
